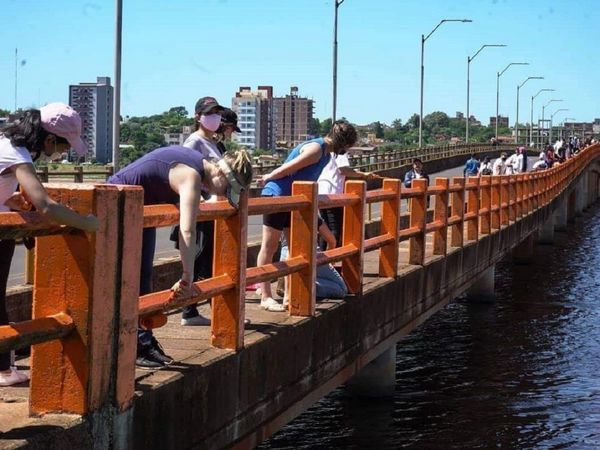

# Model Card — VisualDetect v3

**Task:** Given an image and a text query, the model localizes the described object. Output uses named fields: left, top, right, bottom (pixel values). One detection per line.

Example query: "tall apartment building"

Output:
left=232, top=86, right=273, bottom=150
left=273, top=87, right=314, bottom=148
left=69, top=76, right=113, bottom=163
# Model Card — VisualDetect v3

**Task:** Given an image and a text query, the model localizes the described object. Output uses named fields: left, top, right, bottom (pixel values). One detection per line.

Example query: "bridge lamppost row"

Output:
left=112, top=0, right=123, bottom=172
left=541, top=99, right=563, bottom=145
left=466, top=44, right=506, bottom=143
left=549, top=108, right=569, bottom=144
left=515, top=76, right=543, bottom=144
left=419, top=18, right=472, bottom=148
left=530, top=88, right=555, bottom=148
left=332, top=0, right=345, bottom=123
left=495, top=62, right=528, bottom=140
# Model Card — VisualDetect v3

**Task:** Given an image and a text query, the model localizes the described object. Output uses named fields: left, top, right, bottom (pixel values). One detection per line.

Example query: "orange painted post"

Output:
left=25, top=247, right=35, bottom=285
left=213, top=190, right=249, bottom=343
left=379, top=179, right=401, bottom=277
left=450, top=177, right=465, bottom=248
left=341, top=181, right=366, bottom=295
left=479, top=176, right=491, bottom=235
left=491, top=176, right=501, bottom=230
left=515, top=174, right=523, bottom=218
left=508, top=175, right=516, bottom=222
left=408, top=178, right=427, bottom=265
left=114, top=186, right=144, bottom=411
left=433, top=178, right=449, bottom=255
left=30, top=184, right=119, bottom=415
left=289, top=182, right=318, bottom=315
left=467, top=176, right=480, bottom=241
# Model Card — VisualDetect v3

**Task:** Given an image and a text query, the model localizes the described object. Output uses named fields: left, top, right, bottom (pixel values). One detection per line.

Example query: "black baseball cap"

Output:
left=220, top=108, right=241, bottom=132
left=194, top=96, right=224, bottom=115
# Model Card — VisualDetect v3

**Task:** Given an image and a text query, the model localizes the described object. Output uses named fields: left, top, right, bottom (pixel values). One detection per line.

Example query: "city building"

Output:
left=163, top=126, right=193, bottom=146
left=232, top=86, right=273, bottom=150
left=273, top=86, right=314, bottom=148
left=489, top=116, right=509, bottom=127
left=69, top=76, right=113, bottom=163
left=563, top=119, right=600, bottom=138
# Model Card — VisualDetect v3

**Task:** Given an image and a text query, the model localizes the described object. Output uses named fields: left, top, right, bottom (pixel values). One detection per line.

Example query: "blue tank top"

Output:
left=262, top=138, right=329, bottom=196
left=108, top=145, right=206, bottom=205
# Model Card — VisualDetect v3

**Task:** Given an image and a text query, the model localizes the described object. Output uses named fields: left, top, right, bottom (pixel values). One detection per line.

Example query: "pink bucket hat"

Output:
left=40, top=103, right=87, bottom=156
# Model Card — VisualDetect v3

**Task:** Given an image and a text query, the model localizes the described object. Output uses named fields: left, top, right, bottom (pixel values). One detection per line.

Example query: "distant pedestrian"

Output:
left=0, top=104, right=99, bottom=386
left=515, top=146, right=527, bottom=173
left=403, top=158, right=430, bottom=187
left=463, top=154, right=480, bottom=177
left=505, top=148, right=519, bottom=175
left=479, top=157, right=493, bottom=176
left=493, top=152, right=508, bottom=175
left=532, top=155, right=548, bottom=171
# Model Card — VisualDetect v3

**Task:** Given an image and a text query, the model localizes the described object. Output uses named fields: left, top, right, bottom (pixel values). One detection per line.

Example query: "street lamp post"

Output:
left=515, top=76, right=543, bottom=144
left=541, top=99, right=563, bottom=146
left=496, top=62, right=528, bottom=139
left=550, top=108, right=568, bottom=144
left=466, top=44, right=506, bottom=143
left=530, top=88, right=554, bottom=148
left=112, top=0, right=123, bottom=171
left=332, top=0, right=345, bottom=123
left=419, top=18, right=472, bottom=148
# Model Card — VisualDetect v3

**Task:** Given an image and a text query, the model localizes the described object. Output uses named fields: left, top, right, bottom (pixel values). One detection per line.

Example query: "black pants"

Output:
left=0, top=239, right=16, bottom=370
left=319, top=207, right=344, bottom=249
left=170, top=221, right=214, bottom=319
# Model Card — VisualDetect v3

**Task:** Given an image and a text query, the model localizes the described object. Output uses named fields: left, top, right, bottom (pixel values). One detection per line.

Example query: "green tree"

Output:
left=320, top=118, right=333, bottom=135
left=372, top=121, right=384, bottom=138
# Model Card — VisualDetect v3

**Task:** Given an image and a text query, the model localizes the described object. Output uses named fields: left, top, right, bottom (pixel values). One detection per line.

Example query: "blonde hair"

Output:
left=327, top=120, right=358, bottom=154
left=222, top=149, right=253, bottom=187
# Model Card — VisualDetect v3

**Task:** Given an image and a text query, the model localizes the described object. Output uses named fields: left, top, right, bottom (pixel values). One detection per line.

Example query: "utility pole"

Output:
left=332, top=0, right=345, bottom=123
left=112, top=0, right=123, bottom=171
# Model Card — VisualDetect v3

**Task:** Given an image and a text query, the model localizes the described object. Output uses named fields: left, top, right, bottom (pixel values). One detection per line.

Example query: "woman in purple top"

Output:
left=256, top=120, right=357, bottom=311
left=108, top=145, right=253, bottom=369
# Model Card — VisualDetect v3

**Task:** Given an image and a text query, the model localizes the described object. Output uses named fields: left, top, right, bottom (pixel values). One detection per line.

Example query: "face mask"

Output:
left=199, top=114, right=221, bottom=132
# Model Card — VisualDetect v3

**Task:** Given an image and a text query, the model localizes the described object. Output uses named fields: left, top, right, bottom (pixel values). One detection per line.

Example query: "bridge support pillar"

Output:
left=538, top=217, right=555, bottom=244
left=466, top=265, right=495, bottom=302
left=513, top=234, right=535, bottom=264
left=575, top=177, right=586, bottom=216
left=554, top=198, right=568, bottom=231
left=347, top=346, right=396, bottom=398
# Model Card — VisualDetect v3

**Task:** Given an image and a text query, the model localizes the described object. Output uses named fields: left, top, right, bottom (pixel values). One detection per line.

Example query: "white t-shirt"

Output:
left=515, top=154, right=524, bottom=173
left=318, top=154, right=350, bottom=195
left=183, top=133, right=221, bottom=160
left=0, top=136, right=33, bottom=212
left=505, top=154, right=518, bottom=175
left=492, top=158, right=505, bottom=176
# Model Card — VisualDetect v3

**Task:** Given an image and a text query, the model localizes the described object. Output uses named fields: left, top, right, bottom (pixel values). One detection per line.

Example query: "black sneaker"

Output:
left=136, top=345, right=166, bottom=369
left=150, top=337, right=174, bottom=365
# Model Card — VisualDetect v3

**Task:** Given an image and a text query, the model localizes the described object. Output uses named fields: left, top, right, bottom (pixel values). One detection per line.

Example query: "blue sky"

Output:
left=1, top=0, right=598, bottom=126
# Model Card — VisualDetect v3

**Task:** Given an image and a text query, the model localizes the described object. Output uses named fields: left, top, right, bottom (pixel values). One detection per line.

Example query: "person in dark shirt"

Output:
left=403, top=158, right=430, bottom=188
left=109, top=146, right=253, bottom=369
left=463, top=154, right=480, bottom=177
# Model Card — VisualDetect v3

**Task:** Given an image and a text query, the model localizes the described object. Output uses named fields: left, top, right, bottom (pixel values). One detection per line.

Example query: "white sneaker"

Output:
left=255, top=287, right=262, bottom=296
left=260, top=297, right=286, bottom=312
left=181, top=314, right=211, bottom=326
left=282, top=298, right=289, bottom=308
left=0, top=367, right=29, bottom=386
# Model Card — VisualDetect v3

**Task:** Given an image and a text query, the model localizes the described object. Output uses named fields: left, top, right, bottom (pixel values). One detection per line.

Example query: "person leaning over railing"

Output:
left=169, top=96, right=225, bottom=328
left=0, top=103, right=99, bottom=386
left=255, top=120, right=358, bottom=312
left=108, top=145, right=252, bottom=369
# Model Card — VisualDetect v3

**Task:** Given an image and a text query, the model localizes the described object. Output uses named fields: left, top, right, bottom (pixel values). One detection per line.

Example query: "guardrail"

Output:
left=1, top=144, right=597, bottom=417
left=35, top=165, right=115, bottom=183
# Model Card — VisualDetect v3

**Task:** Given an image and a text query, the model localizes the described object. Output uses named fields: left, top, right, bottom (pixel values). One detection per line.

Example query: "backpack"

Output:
left=480, top=168, right=493, bottom=176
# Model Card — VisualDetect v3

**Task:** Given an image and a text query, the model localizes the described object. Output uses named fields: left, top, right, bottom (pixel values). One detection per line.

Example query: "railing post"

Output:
left=105, top=165, right=114, bottom=181
left=213, top=190, right=249, bottom=344
left=480, top=175, right=491, bottom=235
left=25, top=247, right=35, bottom=285
left=30, top=184, right=119, bottom=415
left=508, top=175, right=516, bottom=222
left=289, top=182, right=318, bottom=315
left=491, top=175, right=501, bottom=230
left=379, top=179, right=401, bottom=278
left=433, top=178, right=449, bottom=255
left=515, top=174, right=523, bottom=218
left=113, top=185, right=144, bottom=412
left=38, top=166, right=49, bottom=183
left=74, top=166, right=84, bottom=183
left=467, top=176, right=480, bottom=241
left=408, top=178, right=427, bottom=265
left=342, top=181, right=366, bottom=295
left=450, top=177, right=465, bottom=248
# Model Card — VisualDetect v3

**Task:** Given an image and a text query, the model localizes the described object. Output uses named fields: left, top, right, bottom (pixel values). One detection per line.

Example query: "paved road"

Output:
left=7, top=160, right=534, bottom=287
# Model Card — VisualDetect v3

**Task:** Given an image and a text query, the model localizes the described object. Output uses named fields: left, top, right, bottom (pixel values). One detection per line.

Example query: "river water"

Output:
left=260, top=204, right=600, bottom=449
